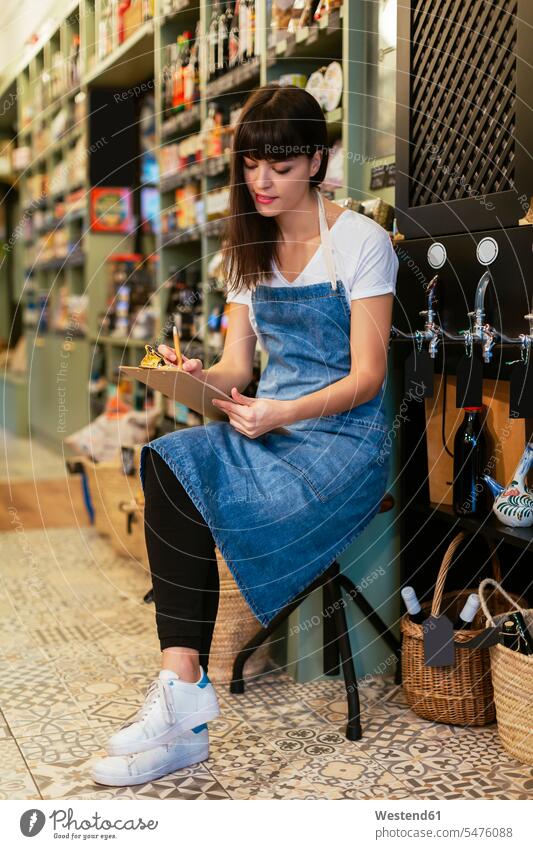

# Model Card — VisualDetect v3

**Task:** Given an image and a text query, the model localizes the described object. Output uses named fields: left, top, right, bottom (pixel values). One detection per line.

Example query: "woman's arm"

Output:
left=285, top=292, right=394, bottom=424
left=204, top=302, right=257, bottom=394
left=158, top=303, right=256, bottom=393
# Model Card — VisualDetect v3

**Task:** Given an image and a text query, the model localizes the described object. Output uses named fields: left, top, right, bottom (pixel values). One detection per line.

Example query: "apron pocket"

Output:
left=276, top=420, right=388, bottom=503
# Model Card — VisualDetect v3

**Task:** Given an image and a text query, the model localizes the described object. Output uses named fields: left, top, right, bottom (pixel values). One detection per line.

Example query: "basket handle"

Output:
left=430, top=530, right=503, bottom=617
left=478, top=577, right=525, bottom=627
left=431, top=531, right=467, bottom=617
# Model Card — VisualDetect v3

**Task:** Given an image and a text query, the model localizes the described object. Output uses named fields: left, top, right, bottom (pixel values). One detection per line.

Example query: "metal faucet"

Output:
left=417, top=275, right=442, bottom=358
left=518, top=309, right=533, bottom=364
left=463, top=270, right=499, bottom=363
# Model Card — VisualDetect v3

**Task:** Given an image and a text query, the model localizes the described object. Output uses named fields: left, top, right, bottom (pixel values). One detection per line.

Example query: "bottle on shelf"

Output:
left=452, top=405, right=491, bottom=518
left=453, top=593, right=480, bottom=630
left=208, top=0, right=221, bottom=80
left=183, top=22, right=200, bottom=109
left=217, top=1, right=230, bottom=76
left=246, top=0, right=256, bottom=59
left=172, top=34, right=185, bottom=112
left=163, top=43, right=174, bottom=117
left=400, top=586, right=426, bottom=625
left=238, top=0, right=248, bottom=63
left=70, top=35, right=81, bottom=89
left=299, top=0, right=320, bottom=28
left=228, top=1, right=240, bottom=69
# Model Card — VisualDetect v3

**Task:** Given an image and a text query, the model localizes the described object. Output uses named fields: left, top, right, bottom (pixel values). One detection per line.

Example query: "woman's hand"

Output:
left=157, top=344, right=204, bottom=378
left=212, top=388, right=293, bottom=438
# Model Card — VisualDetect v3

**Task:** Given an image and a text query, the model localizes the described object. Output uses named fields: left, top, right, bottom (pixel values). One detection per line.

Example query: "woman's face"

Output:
left=242, top=151, right=321, bottom=217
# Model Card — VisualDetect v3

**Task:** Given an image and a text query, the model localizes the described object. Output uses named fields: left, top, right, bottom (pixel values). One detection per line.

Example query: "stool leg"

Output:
left=330, top=576, right=362, bottom=741
left=322, top=581, right=340, bottom=676
left=337, top=572, right=401, bottom=680
left=230, top=567, right=337, bottom=694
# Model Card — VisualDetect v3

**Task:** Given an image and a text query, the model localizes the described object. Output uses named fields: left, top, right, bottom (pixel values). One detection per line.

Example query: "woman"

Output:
left=91, top=84, right=398, bottom=786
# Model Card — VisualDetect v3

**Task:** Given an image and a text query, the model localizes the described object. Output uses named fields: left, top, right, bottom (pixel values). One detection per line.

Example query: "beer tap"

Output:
left=462, top=270, right=499, bottom=363
left=390, top=274, right=443, bottom=356
left=501, top=301, right=533, bottom=368
left=416, top=275, right=442, bottom=358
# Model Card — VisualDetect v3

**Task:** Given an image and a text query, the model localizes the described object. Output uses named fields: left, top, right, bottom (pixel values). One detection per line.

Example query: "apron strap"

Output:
left=316, top=188, right=338, bottom=291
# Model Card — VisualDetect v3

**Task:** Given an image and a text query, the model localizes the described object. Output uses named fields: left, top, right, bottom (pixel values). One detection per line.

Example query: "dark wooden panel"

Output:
left=396, top=0, right=533, bottom=237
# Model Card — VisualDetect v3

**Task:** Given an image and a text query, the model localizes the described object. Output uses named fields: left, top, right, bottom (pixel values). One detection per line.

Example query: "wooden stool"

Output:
left=229, top=492, right=399, bottom=741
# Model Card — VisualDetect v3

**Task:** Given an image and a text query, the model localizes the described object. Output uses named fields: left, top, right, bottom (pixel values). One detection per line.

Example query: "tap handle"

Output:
left=423, top=274, right=439, bottom=293
left=473, top=269, right=493, bottom=315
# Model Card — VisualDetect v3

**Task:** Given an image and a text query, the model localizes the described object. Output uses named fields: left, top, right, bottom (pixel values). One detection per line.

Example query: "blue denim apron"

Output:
left=140, top=190, right=391, bottom=628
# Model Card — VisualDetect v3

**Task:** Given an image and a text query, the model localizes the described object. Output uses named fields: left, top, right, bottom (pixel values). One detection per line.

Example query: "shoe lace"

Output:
left=121, top=678, right=176, bottom=729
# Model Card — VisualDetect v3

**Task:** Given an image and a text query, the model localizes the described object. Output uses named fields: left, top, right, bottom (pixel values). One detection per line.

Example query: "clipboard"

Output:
left=119, top=366, right=291, bottom=435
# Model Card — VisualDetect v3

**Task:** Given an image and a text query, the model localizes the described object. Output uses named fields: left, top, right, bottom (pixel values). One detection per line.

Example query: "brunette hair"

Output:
left=222, top=83, right=329, bottom=296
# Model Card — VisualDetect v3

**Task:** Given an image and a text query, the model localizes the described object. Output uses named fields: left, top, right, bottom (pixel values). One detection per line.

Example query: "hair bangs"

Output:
left=236, top=112, right=313, bottom=162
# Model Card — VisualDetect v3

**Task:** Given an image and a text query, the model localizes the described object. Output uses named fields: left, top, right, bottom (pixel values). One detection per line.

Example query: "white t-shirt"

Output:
left=225, top=208, right=398, bottom=351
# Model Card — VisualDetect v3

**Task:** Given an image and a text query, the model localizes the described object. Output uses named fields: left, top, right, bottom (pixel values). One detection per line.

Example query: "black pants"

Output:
left=143, top=447, right=219, bottom=673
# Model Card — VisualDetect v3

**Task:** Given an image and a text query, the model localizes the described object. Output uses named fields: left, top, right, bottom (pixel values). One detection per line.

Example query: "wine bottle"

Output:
left=239, top=0, right=248, bottom=62
left=508, top=612, right=533, bottom=655
left=401, top=586, right=425, bottom=625
left=453, top=593, right=480, bottom=630
left=208, top=0, right=221, bottom=80
left=247, top=0, right=255, bottom=59
left=217, top=0, right=230, bottom=75
left=500, top=619, right=521, bottom=651
left=228, top=0, right=240, bottom=69
left=453, top=406, right=491, bottom=518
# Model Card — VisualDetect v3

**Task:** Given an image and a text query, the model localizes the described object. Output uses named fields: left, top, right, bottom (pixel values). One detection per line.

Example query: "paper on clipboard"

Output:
left=119, top=366, right=291, bottom=435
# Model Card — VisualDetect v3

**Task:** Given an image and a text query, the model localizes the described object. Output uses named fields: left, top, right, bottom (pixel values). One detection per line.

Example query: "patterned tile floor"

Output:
left=1, top=524, right=532, bottom=800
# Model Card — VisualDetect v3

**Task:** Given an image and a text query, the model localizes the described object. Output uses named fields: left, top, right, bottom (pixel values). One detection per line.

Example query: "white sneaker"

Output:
left=105, top=667, right=220, bottom=757
left=92, top=724, right=209, bottom=786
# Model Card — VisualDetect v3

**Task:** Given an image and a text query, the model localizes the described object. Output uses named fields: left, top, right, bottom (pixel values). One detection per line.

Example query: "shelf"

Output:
left=28, top=127, right=85, bottom=170
left=161, top=0, right=195, bottom=25
left=160, top=151, right=230, bottom=193
left=90, top=335, right=151, bottom=348
left=267, top=8, right=343, bottom=63
left=160, top=230, right=202, bottom=247
left=84, top=21, right=155, bottom=88
left=160, top=161, right=204, bottom=193
left=205, top=56, right=260, bottom=99
left=202, top=218, right=226, bottom=238
left=25, top=251, right=85, bottom=274
left=413, top=501, right=533, bottom=552
left=161, top=103, right=201, bottom=140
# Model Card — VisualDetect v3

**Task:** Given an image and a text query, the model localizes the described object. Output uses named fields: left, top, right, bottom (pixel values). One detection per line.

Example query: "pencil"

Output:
left=173, top=324, right=183, bottom=369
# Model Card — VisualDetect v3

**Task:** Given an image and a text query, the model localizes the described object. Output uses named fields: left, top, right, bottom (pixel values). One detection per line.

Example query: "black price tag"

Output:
left=509, top=359, right=533, bottom=418
left=404, top=349, right=434, bottom=398
left=423, top=615, right=455, bottom=667
left=456, top=351, right=483, bottom=407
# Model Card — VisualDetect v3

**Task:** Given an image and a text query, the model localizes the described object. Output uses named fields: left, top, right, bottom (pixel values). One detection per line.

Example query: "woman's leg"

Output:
left=142, top=447, right=220, bottom=679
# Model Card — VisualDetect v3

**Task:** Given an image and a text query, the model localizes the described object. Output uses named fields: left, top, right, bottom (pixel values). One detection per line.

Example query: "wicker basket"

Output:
left=401, top=530, right=527, bottom=726
left=479, top=579, right=533, bottom=765
left=75, top=447, right=147, bottom=562
left=207, top=546, right=271, bottom=685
